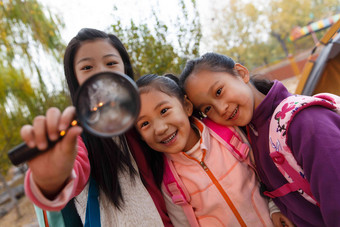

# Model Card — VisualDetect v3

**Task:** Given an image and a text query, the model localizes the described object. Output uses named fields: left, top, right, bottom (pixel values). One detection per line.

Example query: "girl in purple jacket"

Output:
left=179, top=52, right=340, bottom=227
left=135, top=73, right=289, bottom=227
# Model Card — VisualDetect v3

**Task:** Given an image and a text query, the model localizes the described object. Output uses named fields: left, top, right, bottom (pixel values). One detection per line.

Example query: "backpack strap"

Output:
left=162, top=118, right=255, bottom=226
left=33, top=206, right=55, bottom=227
left=314, top=93, right=340, bottom=112
left=202, top=118, right=258, bottom=174
left=34, top=199, right=82, bottom=227
left=202, top=118, right=249, bottom=161
left=85, top=177, right=101, bottom=227
left=265, top=94, right=339, bottom=206
left=61, top=198, right=83, bottom=226
left=163, top=158, right=200, bottom=227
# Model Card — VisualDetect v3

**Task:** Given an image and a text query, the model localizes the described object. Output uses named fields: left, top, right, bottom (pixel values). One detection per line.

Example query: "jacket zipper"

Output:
left=199, top=160, right=247, bottom=227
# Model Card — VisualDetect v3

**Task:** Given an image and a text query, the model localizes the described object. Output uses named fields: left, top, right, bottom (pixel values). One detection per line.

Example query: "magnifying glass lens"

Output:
left=76, top=72, right=140, bottom=137
left=7, top=71, right=141, bottom=166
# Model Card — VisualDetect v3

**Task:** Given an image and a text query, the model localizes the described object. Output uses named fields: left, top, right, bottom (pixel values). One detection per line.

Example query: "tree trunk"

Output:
left=271, top=32, right=289, bottom=57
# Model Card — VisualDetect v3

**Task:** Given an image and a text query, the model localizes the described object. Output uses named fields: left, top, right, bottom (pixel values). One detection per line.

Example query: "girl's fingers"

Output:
left=46, top=107, right=61, bottom=141
left=59, top=106, right=77, bottom=132
left=61, top=126, right=83, bottom=155
left=33, top=116, right=48, bottom=150
left=59, top=106, right=82, bottom=156
left=20, top=125, right=35, bottom=147
left=20, top=106, right=78, bottom=153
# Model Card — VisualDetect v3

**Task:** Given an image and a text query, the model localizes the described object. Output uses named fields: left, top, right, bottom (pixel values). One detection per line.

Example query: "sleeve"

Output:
left=268, top=198, right=281, bottom=218
left=288, top=106, right=340, bottom=226
left=24, top=136, right=91, bottom=211
left=161, top=184, right=191, bottom=227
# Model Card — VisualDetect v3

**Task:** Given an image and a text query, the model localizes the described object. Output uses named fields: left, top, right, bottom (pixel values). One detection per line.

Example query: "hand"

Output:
left=21, top=106, right=82, bottom=199
left=272, top=212, right=295, bottom=227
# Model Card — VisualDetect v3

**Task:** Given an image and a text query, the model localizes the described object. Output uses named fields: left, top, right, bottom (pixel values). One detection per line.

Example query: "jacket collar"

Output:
left=165, top=117, right=211, bottom=163
left=250, top=80, right=291, bottom=131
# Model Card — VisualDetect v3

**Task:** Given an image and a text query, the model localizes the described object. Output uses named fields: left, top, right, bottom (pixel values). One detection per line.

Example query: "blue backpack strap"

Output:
left=61, top=198, right=83, bottom=226
left=33, top=205, right=66, bottom=227
left=45, top=210, right=66, bottom=227
left=34, top=199, right=83, bottom=227
left=85, top=177, right=101, bottom=227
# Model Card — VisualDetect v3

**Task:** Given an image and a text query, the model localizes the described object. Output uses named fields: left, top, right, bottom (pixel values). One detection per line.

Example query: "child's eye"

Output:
left=161, top=108, right=169, bottom=114
left=140, top=121, right=149, bottom=128
left=107, top=61, right=118, bottom=66
left=81, top=65, right=92, bottom=71
left=216, top=88, right=222, bottom=97
left=203, top=106, right=211, bottom=114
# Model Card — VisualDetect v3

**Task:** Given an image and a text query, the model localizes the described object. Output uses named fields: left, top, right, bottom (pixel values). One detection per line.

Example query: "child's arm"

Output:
left=22, top=107, right=90, bottom=211
left=288, top=106, right=340, bottom=226
left=237, top=126, right=293, bottom=226
left=269, top=199, right=294, bottom=227
left=271, top=212, right=294, bottom=227
left=238, top=126, right=294, bottom=226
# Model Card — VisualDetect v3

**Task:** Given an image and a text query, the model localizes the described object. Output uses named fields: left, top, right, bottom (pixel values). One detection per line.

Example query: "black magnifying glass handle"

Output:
left=8, top=120, right=78, bottom=166
left=7, top=71, right=140, bottom=166
left=8, top=143, right=47, bottom=166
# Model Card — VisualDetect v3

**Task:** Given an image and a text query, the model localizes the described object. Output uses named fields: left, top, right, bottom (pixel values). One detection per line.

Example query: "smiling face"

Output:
left=136, top=89, right=199, bottom=154
left=184, top=65, right=264, bottom=127
left=74, top=39, right=125, bottom=85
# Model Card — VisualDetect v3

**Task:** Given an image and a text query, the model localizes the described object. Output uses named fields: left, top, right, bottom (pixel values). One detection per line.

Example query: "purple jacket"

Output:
left=248, top=80, right=340, bottom=227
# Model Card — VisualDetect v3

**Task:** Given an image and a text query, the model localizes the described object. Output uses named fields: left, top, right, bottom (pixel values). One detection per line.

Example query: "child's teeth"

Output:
left=162, top=132, right=176, bottom=143
left=229, top=106, right=238, bottom=119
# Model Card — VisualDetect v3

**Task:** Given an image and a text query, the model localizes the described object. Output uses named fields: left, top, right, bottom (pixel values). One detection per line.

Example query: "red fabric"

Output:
left=126, top=129, right=173, bottom=227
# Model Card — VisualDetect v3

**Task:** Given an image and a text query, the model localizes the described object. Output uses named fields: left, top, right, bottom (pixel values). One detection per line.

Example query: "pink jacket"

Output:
left=165, top=118, right=274, bottom=226
left=24, top=136, right=168, bottom=226
left=24, top=137, right=90, bottom=211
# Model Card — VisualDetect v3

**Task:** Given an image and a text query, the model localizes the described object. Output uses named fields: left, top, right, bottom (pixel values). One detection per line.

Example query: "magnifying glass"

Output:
left=8, top=71, right=140, bottom=166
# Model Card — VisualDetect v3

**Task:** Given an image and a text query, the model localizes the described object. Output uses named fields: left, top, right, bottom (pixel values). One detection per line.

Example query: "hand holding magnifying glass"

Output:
left=8, top=72, right=140, bottom=166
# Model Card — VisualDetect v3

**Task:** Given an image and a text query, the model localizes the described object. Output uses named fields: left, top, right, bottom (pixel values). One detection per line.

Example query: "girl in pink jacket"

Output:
left=135, top=74, right=293, bottom=226
left=21, top=28, right=170, bottom=226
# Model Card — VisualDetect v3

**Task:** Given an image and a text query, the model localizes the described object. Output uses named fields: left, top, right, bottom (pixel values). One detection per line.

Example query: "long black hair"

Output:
left=135, top=74, right=186, bottom=187
left=64, top=28, right=136, bottom=208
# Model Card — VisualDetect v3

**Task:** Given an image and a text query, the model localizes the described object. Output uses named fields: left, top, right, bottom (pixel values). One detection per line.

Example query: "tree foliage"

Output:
left=110, top=0, right=202, bottom=79
left=207, top=0, right=340, bottom=69
left=0, top=0, right=68, bottom=173
left=267, top=0, right=339, bottom=56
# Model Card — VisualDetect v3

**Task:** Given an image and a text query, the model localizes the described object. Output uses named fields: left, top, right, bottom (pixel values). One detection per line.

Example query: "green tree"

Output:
left=110, top=0, right=202, bottom=79
left=267, top=0, right=339, bottom=57
left=0, top=0, right=68, bottom=173
left=205, top=0, right=276, bottom=69
left=206, top=0, right=340, bottom=69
